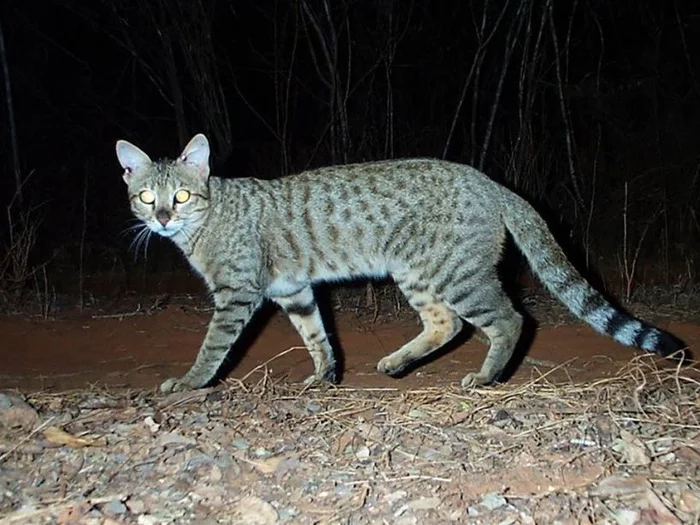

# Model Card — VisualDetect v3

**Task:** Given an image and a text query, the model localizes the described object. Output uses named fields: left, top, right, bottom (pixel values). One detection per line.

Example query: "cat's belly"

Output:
left=266, top=255, right=391, bottom=297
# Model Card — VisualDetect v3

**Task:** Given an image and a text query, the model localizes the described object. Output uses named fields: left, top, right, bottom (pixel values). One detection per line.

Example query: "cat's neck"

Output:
left=169, top=177, right=222, bottom=254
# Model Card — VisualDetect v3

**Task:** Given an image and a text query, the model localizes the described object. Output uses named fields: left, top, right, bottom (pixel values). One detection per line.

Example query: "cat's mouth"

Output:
left=148, top=221, right=182, bottom=238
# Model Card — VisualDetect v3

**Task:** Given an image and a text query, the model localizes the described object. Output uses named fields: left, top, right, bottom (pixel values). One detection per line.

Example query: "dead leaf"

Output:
left=56, top=502, right=91, bottom=524
left=675, top=445, right=700, bottom=466
left=253, top=456, right=283, bottom=475
left=43, top=426, right=95, bottom=448
left=639, top=488, right=682, bottom=524
left=678, top=490, right=700, bottom=513
left=333, top=428, right=356, bottom=455
left=0, top=393, right=40, bottom=430
left=590, top=475, right=649, bottom=497
left=612, top=430, right=651, bottom=466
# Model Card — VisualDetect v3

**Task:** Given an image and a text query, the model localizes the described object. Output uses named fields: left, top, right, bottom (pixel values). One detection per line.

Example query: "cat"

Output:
left=115, top=133, right=686, bottom=393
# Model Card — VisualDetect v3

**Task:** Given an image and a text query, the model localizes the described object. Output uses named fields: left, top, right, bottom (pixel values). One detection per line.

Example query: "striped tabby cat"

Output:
left=115, top=134, right=685, bottom=393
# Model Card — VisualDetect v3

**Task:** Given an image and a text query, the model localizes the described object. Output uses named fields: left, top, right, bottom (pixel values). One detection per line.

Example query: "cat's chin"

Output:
left=149, top=224, right=182, bottom=238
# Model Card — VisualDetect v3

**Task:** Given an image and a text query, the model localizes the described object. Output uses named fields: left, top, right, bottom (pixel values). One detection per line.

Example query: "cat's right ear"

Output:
left=116, top=140, right=152, bottom=184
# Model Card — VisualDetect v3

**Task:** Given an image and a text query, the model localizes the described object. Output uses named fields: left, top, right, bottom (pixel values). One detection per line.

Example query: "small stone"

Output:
left=384, top=490, right=407, bottom=505
left=609, top=509, right=640, bottom=525
left=154, top=432, right=196, bottom=448
left=306, top=401, right=321, bottom=413
left=0, top=394, right=40, bottom=430
left=232, top=439, right=250, bottom=450
left=408, top=409, right=428, bottom=419
left=355, top=445, right=371, bottom=461
left=481, top=492, right=507, bottom=511
left=126, top=499, right=146, bottom=514
left=232, top=495, right=278, bottom=524
left=103, top=499, right=127, bottom=516
left=407, top=497, right=440, bottom=510
left=658, top=452, right=676, bottom=463
left=276, top=506, right=298, bottom=521
left=143, top=416, right=160, bottom=433
left=253, top=447, right=271, bottom=458
left=209, top=464, right=223, bottom=482
left=0, top=393, right=13, bottom=409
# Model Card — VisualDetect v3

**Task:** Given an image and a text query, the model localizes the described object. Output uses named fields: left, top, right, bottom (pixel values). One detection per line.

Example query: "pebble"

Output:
left=481, top=492, right=507, bottom=511
left=232, top=495, right=279, bottom=524
left=254, top=446, right=271, bottom=457
left=306, top=401, right=321, bottom=413
left=231, top=438, right=250, bottom=450
left=384, top=490, right=408, bottom=505
left=407, top=497, right=441, bottom=510
left=103, top=499, right=127, bottom=516
left=126, top=499, right=146, bottom=514
left=355, top=445, right=371, bottom=461
left=154, top=432, right=196, bottom=448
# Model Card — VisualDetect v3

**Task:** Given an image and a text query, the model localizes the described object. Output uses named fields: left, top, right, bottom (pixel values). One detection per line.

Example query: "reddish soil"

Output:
left=2, top=305, right=697, bottom=392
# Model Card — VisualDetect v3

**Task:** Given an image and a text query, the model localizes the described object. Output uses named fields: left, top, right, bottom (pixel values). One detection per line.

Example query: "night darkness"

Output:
left=1, top=0, right=700, bottom=306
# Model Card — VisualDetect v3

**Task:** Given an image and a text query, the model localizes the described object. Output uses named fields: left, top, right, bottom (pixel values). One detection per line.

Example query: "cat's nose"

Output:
left=156, top=210, right=171, bottom=226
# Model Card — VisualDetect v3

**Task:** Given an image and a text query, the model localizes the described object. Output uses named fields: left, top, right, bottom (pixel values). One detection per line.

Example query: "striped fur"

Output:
left=115, top=134, right=686, bottom=393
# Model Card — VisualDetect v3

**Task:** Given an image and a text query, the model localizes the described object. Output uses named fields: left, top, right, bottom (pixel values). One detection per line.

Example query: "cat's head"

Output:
left=116, top=134, right=211, bottom=239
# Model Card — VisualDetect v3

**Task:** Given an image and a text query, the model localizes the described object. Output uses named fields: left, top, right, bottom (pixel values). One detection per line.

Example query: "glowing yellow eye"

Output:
left=174, top=189, right=191, bottom=204
left=139, top=190, right=156, bottom=204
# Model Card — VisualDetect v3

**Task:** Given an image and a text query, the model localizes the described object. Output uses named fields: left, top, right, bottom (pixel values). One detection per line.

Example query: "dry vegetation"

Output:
left=1, top=356, right=699, bottom=524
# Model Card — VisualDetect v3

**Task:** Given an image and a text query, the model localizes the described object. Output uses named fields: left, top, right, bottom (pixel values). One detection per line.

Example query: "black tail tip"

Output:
left=653, top=330, right=691, bottom=363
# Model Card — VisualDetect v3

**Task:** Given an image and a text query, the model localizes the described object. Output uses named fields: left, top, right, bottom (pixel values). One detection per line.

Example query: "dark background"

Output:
left=1, top=0, right=699, bottom=309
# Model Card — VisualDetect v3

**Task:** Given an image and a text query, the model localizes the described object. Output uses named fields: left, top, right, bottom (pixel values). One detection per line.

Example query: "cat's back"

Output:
left=284, top=157, right=475, bottom=187
left=251, top=158, right=504, bottom=256
left=267, top=158, right=496, bottom=205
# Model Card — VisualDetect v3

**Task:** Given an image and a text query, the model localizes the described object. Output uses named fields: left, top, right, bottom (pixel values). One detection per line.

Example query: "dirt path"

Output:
left=2, top=306, right=697, bottom=392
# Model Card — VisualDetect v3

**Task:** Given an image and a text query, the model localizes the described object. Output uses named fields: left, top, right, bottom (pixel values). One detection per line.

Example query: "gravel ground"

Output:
left=1, top=356, right=699, bottom=524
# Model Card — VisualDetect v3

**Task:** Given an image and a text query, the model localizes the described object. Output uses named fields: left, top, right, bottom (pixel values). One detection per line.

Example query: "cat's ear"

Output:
left=178, top=134, right=210, bottom=179
left=116, top=140, right=152, bottom=184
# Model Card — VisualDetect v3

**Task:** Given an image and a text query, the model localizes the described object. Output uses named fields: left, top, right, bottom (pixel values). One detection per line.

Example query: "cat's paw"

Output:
left=302, top=368, right=337, bottom=387
left=376, top=356, right=404, bottom=376
left=160, top=377, right=194, bottom=393
left=460, top=372, right=491, bottom=389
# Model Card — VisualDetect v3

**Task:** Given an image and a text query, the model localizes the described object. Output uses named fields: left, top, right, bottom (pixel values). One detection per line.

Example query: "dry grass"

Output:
left=1, top=356, right=699, bottom=524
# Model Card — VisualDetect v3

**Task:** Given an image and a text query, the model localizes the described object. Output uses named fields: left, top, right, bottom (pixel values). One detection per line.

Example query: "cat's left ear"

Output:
left=178, top=134, right=210, bottom=179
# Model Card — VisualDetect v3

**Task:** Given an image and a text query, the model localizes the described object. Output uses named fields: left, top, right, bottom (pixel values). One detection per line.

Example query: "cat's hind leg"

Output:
left=377, top=273, right=463, bottom=376
left=274, top=286, right=337, bottom=384
left=446, top=279, right=523, bottom=388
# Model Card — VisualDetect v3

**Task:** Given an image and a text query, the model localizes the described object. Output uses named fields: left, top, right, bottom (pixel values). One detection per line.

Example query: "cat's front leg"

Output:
left=272, top=285, right=337, bottom=385
left=160, top=285, right=262, bottom=393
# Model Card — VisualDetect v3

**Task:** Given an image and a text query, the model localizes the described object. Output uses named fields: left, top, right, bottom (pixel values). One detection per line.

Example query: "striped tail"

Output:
left=500, top=190, right=686, bottom=359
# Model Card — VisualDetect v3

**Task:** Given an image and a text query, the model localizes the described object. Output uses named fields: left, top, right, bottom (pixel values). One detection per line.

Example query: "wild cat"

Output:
left=115, top=134, right=685, bottom=393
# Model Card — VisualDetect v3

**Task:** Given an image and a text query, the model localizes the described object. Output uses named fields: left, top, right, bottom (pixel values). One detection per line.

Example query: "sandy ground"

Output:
left=1, top=298, right=698, bottom=392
